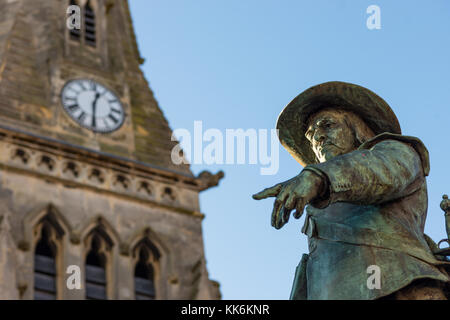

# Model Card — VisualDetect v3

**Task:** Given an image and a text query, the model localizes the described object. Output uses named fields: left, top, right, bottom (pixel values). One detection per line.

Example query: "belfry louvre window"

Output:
left=84, top=0, right=96, bottom=47
left=34, top=224, right=57, bottom=300
left=69, top=0, right=81, bottom=41
left=134, top=240, right=160, bottom=300
left=85, top=234, right=107, bottom=300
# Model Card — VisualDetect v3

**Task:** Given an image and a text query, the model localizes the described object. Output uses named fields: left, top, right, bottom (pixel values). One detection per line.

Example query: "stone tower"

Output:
left=0, top=0, right=222, bottom=299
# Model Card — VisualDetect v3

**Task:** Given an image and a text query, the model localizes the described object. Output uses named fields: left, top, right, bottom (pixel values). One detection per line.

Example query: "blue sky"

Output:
left=129, top=0, right=450, bottom=299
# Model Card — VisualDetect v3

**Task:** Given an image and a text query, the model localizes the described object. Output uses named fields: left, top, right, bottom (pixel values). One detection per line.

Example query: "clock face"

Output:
left=61, top=79, right=125, bottom=133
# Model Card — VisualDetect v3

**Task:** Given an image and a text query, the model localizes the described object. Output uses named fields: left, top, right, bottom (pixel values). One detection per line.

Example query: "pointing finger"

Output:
left=252, top=184, right=282, bottom=200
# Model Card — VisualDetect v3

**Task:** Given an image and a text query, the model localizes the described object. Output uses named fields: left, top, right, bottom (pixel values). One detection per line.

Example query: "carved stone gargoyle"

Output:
left=196, top=170, right=225, bottom=192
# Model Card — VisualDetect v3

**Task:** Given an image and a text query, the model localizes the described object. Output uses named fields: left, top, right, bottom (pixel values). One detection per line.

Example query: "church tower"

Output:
left=0, top=0, right=222, bottom=299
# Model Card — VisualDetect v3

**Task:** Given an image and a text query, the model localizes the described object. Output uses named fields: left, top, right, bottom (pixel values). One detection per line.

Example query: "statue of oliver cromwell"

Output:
left=253, top=81, right=450, bottom=300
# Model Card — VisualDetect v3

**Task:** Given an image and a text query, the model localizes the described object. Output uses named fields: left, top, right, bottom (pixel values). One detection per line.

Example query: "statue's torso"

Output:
left=303, top=184, right=449, bottom=299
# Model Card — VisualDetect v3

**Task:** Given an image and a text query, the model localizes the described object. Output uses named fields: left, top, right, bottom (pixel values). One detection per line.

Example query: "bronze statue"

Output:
left=253, top=81, right=450, bottom=300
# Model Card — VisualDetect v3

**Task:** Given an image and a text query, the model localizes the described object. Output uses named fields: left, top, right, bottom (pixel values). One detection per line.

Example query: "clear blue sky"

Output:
left=129, top=0, right=450, bottom=299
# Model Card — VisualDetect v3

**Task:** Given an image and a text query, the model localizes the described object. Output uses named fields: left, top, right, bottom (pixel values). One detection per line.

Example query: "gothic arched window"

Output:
left=69, top=0, right=81, bottom=41
left=85, top=233, right=108, bottom=300
left=84, top=0, right=96, bottom=47
left=133, top=240, right=160, bottom=300
left=34, top=223, right=57, bottom=300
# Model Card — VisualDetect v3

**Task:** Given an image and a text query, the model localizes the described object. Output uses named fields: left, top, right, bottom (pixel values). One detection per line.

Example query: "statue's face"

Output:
left=305, top=110, right=358, bottom=163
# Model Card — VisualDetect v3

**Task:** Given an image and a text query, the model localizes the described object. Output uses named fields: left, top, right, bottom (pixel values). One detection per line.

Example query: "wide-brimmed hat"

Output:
left=276, top=81, right=401, bottom=166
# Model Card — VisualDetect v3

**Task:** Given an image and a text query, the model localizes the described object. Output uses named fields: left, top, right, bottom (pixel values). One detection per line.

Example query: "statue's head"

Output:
left=305, top=108, right=375, bottom=163
left=276, top=81, right=401, bottom=166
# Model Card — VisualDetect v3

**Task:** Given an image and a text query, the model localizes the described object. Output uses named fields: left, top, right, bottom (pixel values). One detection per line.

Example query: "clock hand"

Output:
left=91, top=92, right=100, bottom=128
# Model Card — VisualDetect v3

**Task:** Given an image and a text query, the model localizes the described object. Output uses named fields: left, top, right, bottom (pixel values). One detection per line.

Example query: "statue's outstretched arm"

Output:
left=306, top=139, right=424, bottom=208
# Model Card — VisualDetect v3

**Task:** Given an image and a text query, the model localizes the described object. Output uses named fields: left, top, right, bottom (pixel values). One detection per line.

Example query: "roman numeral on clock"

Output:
left=68, top=87, right=80, bottom=94
left=79, top=81, right=87, bottom=90
left=78, top=112, right=87, bottom=123
left=67, top=104, right=80, bottom=113
left=108, top=114, right=119, bottom=124
left=89, top=81, right=97, bottom=91
left=102, top=118, right=110, bottom=130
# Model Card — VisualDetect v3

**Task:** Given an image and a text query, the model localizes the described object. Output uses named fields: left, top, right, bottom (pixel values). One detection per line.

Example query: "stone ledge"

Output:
left=0, top=124, right=215, bottom=216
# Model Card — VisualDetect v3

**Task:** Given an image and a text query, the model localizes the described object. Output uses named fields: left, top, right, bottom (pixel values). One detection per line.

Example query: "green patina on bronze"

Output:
left=276, top=81, right=401, bottom=166
left=254, top=81, right=450, bottom=300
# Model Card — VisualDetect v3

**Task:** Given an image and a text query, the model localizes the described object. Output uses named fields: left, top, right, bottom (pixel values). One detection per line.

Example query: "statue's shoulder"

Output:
left=359, top=133, right=430, bottom=176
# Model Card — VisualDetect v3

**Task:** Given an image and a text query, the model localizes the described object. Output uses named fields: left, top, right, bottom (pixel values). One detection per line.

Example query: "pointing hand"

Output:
left=253, top=170, right=325, bottom=229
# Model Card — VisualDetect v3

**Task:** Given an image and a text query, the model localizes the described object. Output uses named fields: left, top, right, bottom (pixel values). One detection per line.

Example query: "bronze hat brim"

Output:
left=276, top=81, right=401, bottom=166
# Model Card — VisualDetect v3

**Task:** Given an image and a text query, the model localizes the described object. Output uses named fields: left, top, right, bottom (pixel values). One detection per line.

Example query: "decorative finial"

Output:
left=441, top=194, right=450, bottom=214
